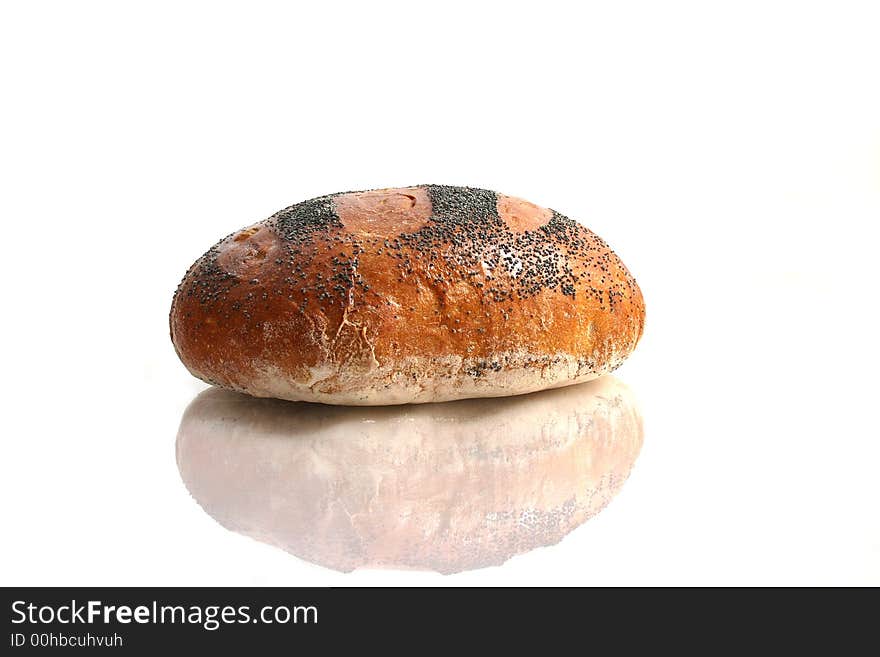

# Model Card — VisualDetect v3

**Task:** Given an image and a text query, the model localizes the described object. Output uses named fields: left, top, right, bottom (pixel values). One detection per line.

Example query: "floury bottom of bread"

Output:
left=170, top=185, right=645, bottom=405
left=241, top=347, right=637, bottom=405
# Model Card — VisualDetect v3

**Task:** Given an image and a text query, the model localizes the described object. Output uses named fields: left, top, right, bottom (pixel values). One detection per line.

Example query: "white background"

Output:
left=1, top=1, right=878, bottom=585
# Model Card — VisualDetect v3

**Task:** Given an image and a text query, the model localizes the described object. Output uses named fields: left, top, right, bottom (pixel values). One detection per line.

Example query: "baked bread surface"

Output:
left=170, top=185, right=645, bottom=404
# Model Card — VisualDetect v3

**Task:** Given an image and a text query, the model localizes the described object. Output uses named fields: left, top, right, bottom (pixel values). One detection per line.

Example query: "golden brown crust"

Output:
left=496, top=193, right=553, bottom=232
left=335, top=186, right=432, bottom=233
left=170, top=185, right=645, bottom=404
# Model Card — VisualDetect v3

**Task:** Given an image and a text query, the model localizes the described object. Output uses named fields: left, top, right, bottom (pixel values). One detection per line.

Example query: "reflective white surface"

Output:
left=176, top=378, right=643, bottom=574
left=2, top=2, right=878, bottom=585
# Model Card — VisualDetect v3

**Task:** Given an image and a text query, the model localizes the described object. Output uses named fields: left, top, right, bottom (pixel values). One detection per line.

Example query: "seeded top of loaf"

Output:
left=178, top=184, right=640, bottom=311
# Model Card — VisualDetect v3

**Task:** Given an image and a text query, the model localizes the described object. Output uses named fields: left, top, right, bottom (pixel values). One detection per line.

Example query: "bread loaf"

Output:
left=170, top=185, right=645, bottom=405
left=176, top=376, right=644, bottom=573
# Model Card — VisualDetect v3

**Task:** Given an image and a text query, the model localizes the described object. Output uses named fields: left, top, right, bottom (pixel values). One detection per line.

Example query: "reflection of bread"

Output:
left=176, top=376, right=643, bottom=574
left=170, top=185, right=645, bottom=405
